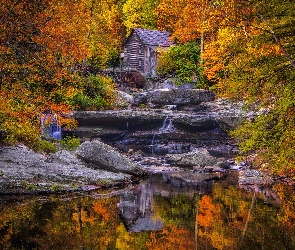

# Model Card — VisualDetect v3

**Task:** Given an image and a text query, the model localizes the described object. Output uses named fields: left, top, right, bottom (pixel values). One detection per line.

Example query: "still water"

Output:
left=0, top=171, right=294, bottom=250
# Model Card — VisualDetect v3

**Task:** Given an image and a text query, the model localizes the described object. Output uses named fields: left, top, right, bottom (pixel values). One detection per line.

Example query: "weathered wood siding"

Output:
left=144, top=46, right=158, bottom=76
left=123, top=28, right=171, bottom=80
left=124, top=33, right=157, bottom=77
left=124, top=33, right=144, bottom=72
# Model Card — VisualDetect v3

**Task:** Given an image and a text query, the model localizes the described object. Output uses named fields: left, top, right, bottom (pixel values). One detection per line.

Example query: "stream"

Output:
left=1, top=105, right=295, bottom=249
left=0, top=172, right=294, bottom=249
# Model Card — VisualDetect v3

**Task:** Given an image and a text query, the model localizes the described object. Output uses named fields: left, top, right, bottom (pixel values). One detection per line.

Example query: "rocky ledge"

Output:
left=71, top=98, right=249, bottom=132
left=0, top=141, right=148, bottom=195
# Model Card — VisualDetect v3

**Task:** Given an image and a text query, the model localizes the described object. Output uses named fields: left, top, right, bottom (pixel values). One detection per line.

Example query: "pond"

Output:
left=0, top=171, right=294, bottom=250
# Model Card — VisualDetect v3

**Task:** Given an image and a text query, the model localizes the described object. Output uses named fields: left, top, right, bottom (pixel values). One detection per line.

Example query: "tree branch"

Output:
left=259, top=14, right=295, bottom=70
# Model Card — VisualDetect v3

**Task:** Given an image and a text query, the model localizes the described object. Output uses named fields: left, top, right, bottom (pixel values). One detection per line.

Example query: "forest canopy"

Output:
left=0, top=0, right=294, bottom=176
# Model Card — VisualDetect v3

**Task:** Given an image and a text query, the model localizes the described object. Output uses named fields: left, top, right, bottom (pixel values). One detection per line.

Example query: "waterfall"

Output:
left=159, top=116, right=174, bottom=132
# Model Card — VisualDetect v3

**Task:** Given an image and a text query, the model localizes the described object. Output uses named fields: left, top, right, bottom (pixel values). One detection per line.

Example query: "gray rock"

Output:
left=133, top=92, right=151, bottom=107
left=0, top=144, right=133, bottom=194
left=155, top=78, right=177, bottom=89
left=166, top=148, right=219, bottom=167
left=132, top=89, right=215, bottom=107
left=0, top=144, right=46, bottom=167
left=117, top=91, right=134, bottom=107
left=239, top=169, right=274, bottom=186
left=47, top=150, right=82, bottom=165
left=149, top=89, right=215, bottom=105
left=76, top=140, right=146, bottom=176
left=71, top=97, right=249, bottom=133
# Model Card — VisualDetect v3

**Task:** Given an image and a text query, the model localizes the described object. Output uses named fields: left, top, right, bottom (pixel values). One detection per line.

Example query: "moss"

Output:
left=50, top=183, right=62, bottom=192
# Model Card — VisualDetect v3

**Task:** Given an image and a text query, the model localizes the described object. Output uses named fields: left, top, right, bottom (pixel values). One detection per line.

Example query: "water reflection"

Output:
left=0, top=171, right=294, bottom=250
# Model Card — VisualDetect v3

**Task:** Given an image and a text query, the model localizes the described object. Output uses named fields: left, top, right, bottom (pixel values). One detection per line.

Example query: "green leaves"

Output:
left=157, top=41, right=207, bottom=87
left=70, top=75, right=117, bottom=110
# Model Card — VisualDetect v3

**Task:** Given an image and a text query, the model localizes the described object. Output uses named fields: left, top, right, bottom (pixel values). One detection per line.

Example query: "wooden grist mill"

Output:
left=103, top=28, right=172, bottom=90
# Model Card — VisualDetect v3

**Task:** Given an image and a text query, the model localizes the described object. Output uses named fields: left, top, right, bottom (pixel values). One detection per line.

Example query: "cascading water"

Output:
left=150, top=116, right=176, bottom=155
left=159, top=116, right=174, bottom=132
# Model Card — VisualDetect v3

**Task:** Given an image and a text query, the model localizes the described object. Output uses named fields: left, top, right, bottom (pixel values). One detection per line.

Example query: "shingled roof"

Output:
left=132, top=28, right=172, bottom=47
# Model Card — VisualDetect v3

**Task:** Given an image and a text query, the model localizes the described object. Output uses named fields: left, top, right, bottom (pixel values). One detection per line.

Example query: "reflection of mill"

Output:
left=117, top=172, right=215, bottom=233
left=117, top=183, right=163, bottom=232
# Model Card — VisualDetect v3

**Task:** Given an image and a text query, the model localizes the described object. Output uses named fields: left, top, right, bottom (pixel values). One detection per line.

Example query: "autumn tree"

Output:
left=153, top=0, right=187, bottom=33
left=222, top=0, right=295, bottom=176
left=87, top=0, right=124, bottom=69
left=122, top=0, right=160, bottom=35
left=0, top=0, right=91, bottom=143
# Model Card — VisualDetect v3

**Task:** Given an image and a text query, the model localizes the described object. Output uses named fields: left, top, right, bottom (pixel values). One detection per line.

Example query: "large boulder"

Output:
left=116, top=90, right=134, bottom=108
left=76, top=140, right=146, bottom=176
left=133, top=89, right=215, bottom=107
left=149, top=89, right=215, bottom=105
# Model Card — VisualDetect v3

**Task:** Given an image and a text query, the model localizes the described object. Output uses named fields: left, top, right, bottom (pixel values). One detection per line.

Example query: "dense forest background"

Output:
left=0, top=0, right=294, bottom=177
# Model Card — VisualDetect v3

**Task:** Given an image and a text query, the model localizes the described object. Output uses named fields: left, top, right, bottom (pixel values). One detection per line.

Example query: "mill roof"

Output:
left=128, top=28, right=172, bottom=47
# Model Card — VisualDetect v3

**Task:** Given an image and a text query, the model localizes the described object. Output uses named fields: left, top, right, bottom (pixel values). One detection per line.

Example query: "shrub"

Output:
left=32, top=139, right=58, bottom=153
left=60, top=136, right=81, bottom=151
left=157, top=41, right=207, bottom=88
left=70, top=75, right=117, bottom=110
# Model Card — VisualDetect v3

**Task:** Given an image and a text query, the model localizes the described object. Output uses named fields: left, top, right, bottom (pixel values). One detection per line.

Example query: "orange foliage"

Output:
left=197, top=195, right=220, bottom=228
left=172, top=0, right=222, bottom=43
left=0, top=0, right=88, bottom=143
left=38, top=0, right=90, bottom=61
left=147, top=225, right=194, bottom=250
left=93, top=201, right=111, bottom=221
left=154, top=0, right=187, bottom=33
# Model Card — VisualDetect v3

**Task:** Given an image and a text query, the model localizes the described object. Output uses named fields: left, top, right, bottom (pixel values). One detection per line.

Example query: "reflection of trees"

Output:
left=0, top=196, right=121, bottom=249
left=153, top=193, right=196, bottom=231
left=0, top=201, right=58, bottom=249
left=274, top=184, right=295, bottom=247
left=194, top=183, right=295, bottom=250
left=0, top=182, right=294, bottom=249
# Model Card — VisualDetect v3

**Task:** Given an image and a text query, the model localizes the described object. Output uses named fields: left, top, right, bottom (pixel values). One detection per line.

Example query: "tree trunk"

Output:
left=200, top=32, right=204, bottom=67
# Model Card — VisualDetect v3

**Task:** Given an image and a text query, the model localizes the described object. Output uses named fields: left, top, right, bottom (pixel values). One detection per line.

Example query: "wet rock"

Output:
left=76, top=140, right=147, bottom=176
left=133, top=92, right=150, bottom=107
left=207, top=145, right=235, bottom=158
left=216, top=116, right=245, bottom=130
left=193, top=165, right=226, bottom=173
left=71, top=98, right=249, bottom=133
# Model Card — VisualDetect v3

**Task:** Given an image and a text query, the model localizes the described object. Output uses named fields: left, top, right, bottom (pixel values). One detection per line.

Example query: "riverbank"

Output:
left=0, top=144, right=142, bottom=195
left=1, top=94, right=293, bottom=195
left=1, top=142, right=292, bottom=196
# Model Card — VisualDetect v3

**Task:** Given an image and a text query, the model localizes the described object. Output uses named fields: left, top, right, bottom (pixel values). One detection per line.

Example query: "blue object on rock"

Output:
left=41, top=114, right=62, bottom=140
